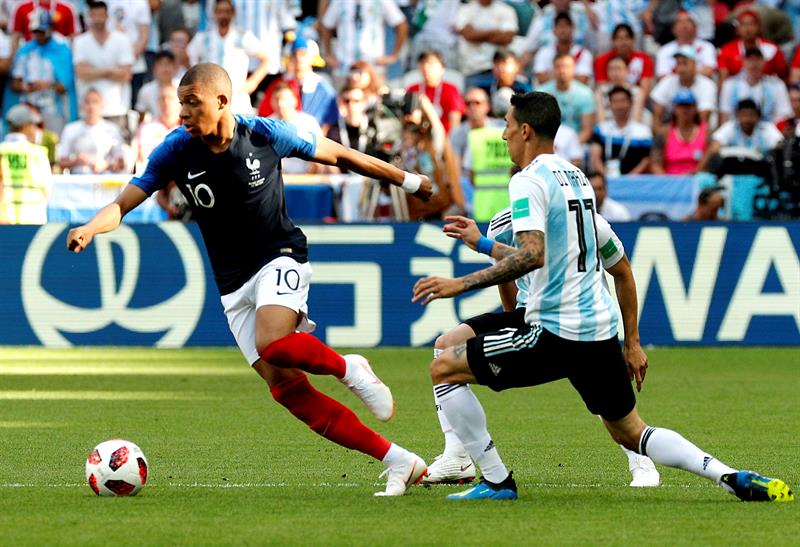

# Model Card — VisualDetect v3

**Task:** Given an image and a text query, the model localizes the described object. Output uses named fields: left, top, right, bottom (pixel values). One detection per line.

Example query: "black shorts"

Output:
left=463, top=308, right=527, bottom=335
left=466, top=325, right=636, bottom=421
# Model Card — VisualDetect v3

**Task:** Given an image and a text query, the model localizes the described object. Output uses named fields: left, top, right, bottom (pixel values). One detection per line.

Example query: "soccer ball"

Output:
left=85, top=439, right=149, bottom=496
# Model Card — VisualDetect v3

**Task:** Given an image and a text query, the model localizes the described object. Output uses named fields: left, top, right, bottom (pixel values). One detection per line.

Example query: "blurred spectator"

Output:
left=590, top=86, right=652, bottom=176
left=10, top=9, right=77, bottom=135
left=326, top=85, right=381, bottom=158
left=0, top=104, right=51, bottom=224
left=58, top=88, right=125, bottom=174
left=718, top=9, right=787, bottom=86
left=9, top=0, right=79, bottom=52
left=650, top=88, right=708, bottom=175
left=697, top=99, right=784, bottom=172
left=642, top=0, right=714, bottom=45
left=135, top=83, right=179, bottom=168
left=268, top=82, right=324, bottom=174
left=157, top=0, right=205, bottom=40
left=537, top=53, right=596, bottom=144
left=135, top=50, right=179, bottom=119
left=401, top=93, right=464, bottom=220
left=594, top=55, right=644, bottom=123
left=532, top=13, right=593, bottom=85
left=726, top=3, right=794, bottom=47
left=187, top=0, right=269, bottom=115
left=650, top=46, right=717, bottom=136
left=554, top=124, right=584, bottom=167
left=655, top=10, right=717, bottom=79
left=588, top=172, right=632, bottom=222
left=104, top=0, right=151, bottom=109
left=164, top=28, right=192, bottom=78
left=25, top=102, right=59, bottom=166
left=683, top=186, right=724, bottom=221
left=792, top=47, right=800, bottom=84
left=776, top=83, right=800, bottom=138
left=406, top=50, right=464, bottom=134
left=230, top=0, right=296, bottom=76
left=319, top=0, right=408, bottom=77
left=719, top=47, right=792, bottom=125
left=73, top=1, right=134, bottom=137
left=590, top=0, right=646, bottom=53
left=257, top=38, right=338, bottom=132
left=409, top=0, right=461, bottom=70
left=455, top=0, right=518, bottom=90
left=345, top=60, right=387, bottom=111
left=484, top=49, right=531, bottom=117
left=523, top=0, right=593, bottom=55
left=594, top=23, right=654, bottom=99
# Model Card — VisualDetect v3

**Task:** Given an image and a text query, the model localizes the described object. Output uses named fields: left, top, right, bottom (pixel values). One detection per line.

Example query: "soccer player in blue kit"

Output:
left=66, top=63, right=434, bottom=497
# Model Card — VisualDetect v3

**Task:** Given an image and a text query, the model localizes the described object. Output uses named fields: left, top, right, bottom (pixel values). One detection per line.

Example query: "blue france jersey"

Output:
left=131, top=115, right=317, bottom=295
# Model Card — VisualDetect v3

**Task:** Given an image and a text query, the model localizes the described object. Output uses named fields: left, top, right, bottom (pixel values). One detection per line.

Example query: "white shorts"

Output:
left=220, top=256, right=316, bottom=365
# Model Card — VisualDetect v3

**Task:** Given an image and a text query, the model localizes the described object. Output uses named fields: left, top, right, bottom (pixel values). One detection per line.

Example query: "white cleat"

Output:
left=374, top=453, right=428, bottom=497
left=629, top=455, right=660, bottom=487
left=341, top=354, right=394, bottom=422
left=422, top=453, right=476, bottom=484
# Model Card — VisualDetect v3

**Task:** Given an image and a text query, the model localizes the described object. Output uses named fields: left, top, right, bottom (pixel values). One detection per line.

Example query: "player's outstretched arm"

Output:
left=412, top=230, right=544, bottom=305
left=66, top=184, right=148, bottom=253
left=312, top=136, right=433, bottom=202
left=606, top=255, right=648, bottom=391
left=443, top=215, right=515, bottom=259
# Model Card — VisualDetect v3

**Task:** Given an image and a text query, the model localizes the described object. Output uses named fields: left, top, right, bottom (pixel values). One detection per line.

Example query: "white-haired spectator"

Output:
left=58, top=88, right=125, bottom=174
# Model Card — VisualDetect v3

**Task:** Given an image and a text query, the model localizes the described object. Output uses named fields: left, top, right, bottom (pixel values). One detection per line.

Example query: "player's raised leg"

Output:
left=604, top=409, right=794, bottom=502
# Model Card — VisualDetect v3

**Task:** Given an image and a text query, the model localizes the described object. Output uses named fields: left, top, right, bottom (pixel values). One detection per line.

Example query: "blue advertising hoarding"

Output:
left=1, top=222, right=798, bottom=349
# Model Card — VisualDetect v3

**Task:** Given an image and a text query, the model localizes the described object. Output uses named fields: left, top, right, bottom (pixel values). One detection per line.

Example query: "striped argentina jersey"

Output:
left=508, top=154, right=619, bottom=341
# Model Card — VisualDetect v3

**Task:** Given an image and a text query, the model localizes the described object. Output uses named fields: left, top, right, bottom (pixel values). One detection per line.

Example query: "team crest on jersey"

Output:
left=246, top=153, right=265, bottom=188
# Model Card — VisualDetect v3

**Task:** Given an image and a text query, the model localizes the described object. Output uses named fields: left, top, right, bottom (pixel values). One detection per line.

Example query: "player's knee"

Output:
left=434, top=334, right=449, bottom=351
left=430, top=355, right=453, bottom=385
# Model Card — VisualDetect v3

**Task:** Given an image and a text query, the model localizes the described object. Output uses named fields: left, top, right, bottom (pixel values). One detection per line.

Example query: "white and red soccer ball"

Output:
left=85, top=440, right=148, bottom=496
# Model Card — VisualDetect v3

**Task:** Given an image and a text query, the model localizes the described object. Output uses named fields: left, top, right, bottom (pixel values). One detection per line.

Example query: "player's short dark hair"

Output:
left=87, top=0, right=107, bottom=12
left=417, top=49, right=444, bottom=66
left=155, top=50, right=176, bottom=63
left=736, top=98, right=760, bottom=114
left=608, top=85, right=632, bottom=101
left=612, top=23, right=635, bottom=39
left=554, top=12, right=573, bottom=27
left=493, top=48, right=517, bottom=64
left=179, top=63, right=232, bottom=97
left=509, top=91, right=561, bottom=141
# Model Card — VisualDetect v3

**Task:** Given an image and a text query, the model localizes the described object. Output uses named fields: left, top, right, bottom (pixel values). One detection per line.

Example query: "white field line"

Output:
left=0, top=391, right=217, bottom=400
left=0, top=482, right=718, bottom=490
left=0, top=366, right=250, bottom=376
left=0, top=421, right=65, bottom=428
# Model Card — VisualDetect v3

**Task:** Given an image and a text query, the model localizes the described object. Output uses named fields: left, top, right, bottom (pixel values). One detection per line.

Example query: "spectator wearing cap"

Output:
left=0, top=103, right=51, bottom=224
left=135, top=50, right=179, bottom=120
left=590, top=86, right=652, bottom=177
left=455, top=0, right=518, bottom=90
left=257, top=37, right=339, bottom=133
left=654, top=10, right=716, bottom=79
left=522, top=0, right=593, bottom=57
left=530, top=12, right=593, bottom=85
left=483, top=49, right=531, bottom=117
left=719, top=47, right=792, bottom=126
left=406, top=50, right=465, bottom=135
left=594, top=24, right=654, bottom=99
left=72, top=1, right=134, bottom=137
left=697, top=99, right=784, bottom=172
left=650, top=45, right=717, bottom=136
left=187, top=0, right=269, bottom=115
left=8, top=8, right=76, bottom=135
left=9, top=0, right=79, bottom=53
left=718, top=9, right=787, bottom=87
left=319, top=0, right=408, bottom=77
left=650, top=88, right=708, bottom=175
left=537, top=53, right=596, bottom=144
left=57, top=88, right=125, bottom=174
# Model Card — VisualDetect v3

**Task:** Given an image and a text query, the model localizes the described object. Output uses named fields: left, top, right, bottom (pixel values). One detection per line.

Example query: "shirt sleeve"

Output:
left=382, top=0, right=406, bottom=27
left=129, top=134, right=179, bottom=195
left=763, top=122, right=784, bottom=149
left=242, top=31, right=264, bottom=58
left=719, top=80, right=733, bottom=116
left=508, top=173, right=547, bottom=235
left=698, top=41, right=717, bottom=70
left=321, top=0, right=340, bottom=28
left=253, top=117, right=318, bottom=160
left=497, top=3, right=519, bottom=32
left=115, top=33, right=135, bottom=66
left=696, top=79, right=717, bottom=112
left=711, top=122, right=734, bottom=145
left=649, top=78, right=669, bottom=107
left=595, top=214, right=625, bottom=269
left=72, top=36, right=89, bottom=64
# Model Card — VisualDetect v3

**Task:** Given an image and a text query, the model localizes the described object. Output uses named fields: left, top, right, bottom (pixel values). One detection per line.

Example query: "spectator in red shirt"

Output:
left=791, top=48, right=800, bottom=85
left=718, top=9, right=787, bottom=88
left=594, top=23, right=655, bottom=100
left=10, top=0, right=79, bottom=52
left=406, top=49, right=465, bottom=135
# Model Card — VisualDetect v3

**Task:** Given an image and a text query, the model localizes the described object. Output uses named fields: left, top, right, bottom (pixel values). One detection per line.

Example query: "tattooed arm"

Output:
left=412, top=230, right=545, bottom=305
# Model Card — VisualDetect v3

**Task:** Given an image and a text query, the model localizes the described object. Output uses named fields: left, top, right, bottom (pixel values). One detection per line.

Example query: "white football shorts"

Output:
left=221, top=256, right=316, bottom=365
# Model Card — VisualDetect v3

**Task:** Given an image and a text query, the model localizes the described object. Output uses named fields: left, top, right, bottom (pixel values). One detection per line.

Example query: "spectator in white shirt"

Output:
left=104, top=0, right=151, bottom=108
left=589, top=172, right=632, bottom=222
left=650, top=46, right=716, bottom=136
left=719, top=47, right=792, bottom=126
left=58, top=88, right=125, bottom=174
left=409, top=0, right=461, bottom=70
left=654, top=10, right=716, bottom=79
left=136, top=83, right=180, bottom=170
left=135, top=50, right=179, bottom=120
left=531, top=12, right=594, bottom=85
left=554, top=124, right=584, bottom=167
left=455, top=0, right=518, bottom=90
left=228, top=0, right=296, bottom=76
left=72, top=1, right=134, bottom=137
left=268, top=82, right=324, bottom=175
left=187, top=0, right=270, bottom=115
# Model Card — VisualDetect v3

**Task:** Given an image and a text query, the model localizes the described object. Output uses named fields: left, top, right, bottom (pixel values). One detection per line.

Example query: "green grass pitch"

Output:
left=0, top=346, right=797, bottom=546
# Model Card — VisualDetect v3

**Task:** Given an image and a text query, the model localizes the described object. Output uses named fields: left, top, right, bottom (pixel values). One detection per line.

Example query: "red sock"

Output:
left=259, top=333, right=346, bottom=378
left=270, top=374, right=391, bottom=461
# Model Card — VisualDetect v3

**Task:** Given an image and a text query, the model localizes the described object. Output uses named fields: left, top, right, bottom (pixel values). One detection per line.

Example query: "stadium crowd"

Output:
left=1, top=0, right=799, bottom=225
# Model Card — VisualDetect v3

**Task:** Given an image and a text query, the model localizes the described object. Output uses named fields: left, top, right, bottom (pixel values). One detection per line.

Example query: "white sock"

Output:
left=436, top=383, right=509, bottom=483
left=381, top=443, right=409, bottom=468
left=639, top=426, right=736, bottom=483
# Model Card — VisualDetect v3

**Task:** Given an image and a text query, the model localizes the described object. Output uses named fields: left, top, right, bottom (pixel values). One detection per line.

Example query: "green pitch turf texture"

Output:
left=0, top=347, right=797, bottom=546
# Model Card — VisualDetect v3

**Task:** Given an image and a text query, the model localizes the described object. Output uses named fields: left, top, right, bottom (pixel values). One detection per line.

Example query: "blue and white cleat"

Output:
left=721, top=470, right=794, bottom=502
left=447, top=473, right=518, bottom=500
